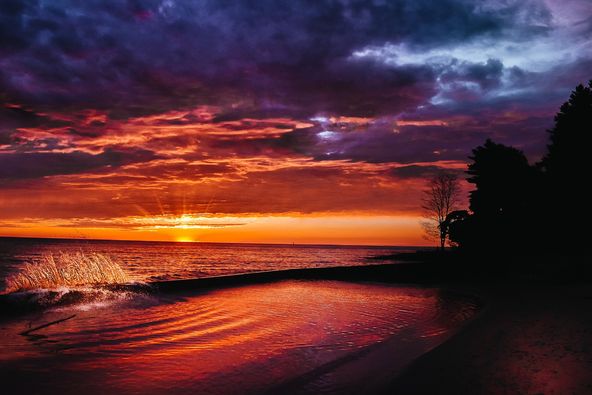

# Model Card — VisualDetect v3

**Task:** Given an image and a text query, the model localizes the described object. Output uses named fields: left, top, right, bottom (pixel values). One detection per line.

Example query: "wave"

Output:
left=0, top=252, right=150, bottom=315
left=0, top=283, right=155, bottom=317
left=4, top=252, right=130, bottom=293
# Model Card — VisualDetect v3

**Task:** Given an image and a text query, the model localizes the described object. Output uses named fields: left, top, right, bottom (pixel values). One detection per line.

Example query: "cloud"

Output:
left=0, top=105, right=71, bottom=144
left=390, top=164, right=464, bottom=179
left=0, top=0, right=559, bottom=119
left=0, top=0, right=590, bottom=230
left=0, top=147, right=157, bottom=180
left=440, top=58, right=504, bottom=90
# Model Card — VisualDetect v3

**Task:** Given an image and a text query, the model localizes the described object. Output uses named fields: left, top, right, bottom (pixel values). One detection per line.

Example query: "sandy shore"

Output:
left=387, top=283, right=592, bottom=394
left=150, top=264, right=592, bottom=394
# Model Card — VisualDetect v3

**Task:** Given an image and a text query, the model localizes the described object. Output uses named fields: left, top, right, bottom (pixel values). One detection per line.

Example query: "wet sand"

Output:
left=387, top=284, right=592, bottom=394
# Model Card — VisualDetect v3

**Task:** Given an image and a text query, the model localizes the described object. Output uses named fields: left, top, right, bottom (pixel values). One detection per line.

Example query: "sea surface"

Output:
left=0, top=237, right=415, bottom=287
left=0, top=238, right=477, bottom=394
left=0, top=281, right=478, bottom=394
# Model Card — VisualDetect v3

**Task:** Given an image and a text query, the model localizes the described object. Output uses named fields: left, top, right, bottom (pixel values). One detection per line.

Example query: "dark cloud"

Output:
left=0, top=0, right=554, bottom=119
left=0, top=147, right=157, bottom=180
left=0, top=105, right=71, bottom=134
left=231, top=106, right=555, bottom=165
left=0, top=131, right=13, bottom=145
left=67, top=127, right=104, bottom=138
left=441, top=58, right=504, bottom=90
left=265, top=121, right=473, bottom=164
left=390, top=165, right=464, bottom=179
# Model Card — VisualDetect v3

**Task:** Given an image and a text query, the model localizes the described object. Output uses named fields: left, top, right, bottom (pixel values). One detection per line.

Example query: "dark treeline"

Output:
left=448, top=81, right=592, bottom=255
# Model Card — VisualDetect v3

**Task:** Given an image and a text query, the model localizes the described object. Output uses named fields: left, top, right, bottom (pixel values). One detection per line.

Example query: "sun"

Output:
left=175, top=236, right=195, bottom=243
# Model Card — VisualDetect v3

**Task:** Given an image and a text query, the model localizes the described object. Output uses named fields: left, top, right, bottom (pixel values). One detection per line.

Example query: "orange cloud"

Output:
left=1, top=104, right=469, bottom=246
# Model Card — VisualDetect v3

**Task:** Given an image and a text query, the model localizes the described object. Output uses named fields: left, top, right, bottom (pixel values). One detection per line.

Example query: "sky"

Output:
left=1, top=0, right=591, bottom=245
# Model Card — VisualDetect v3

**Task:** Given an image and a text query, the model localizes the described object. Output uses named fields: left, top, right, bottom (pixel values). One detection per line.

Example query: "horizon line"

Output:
left=0, top=235, right=428, bottom=249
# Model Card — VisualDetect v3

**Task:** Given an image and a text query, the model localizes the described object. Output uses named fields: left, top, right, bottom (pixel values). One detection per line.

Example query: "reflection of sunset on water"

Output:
left=0, top=281, right=477, bottom=394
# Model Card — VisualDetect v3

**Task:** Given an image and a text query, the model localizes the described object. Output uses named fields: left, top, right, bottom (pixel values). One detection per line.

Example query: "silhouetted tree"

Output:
left=467, top=139, right=535, bottom=218
left=540, top=81, right=592, bottom=179
left=422, top=173, right=461, bottom=250
left=452, top=139, right=541, bottom=251
left=444, top=210, right=470, bottom=247
left=539, top=81, right=592, bottom=249
left=447, top=81, right=591, bottom=255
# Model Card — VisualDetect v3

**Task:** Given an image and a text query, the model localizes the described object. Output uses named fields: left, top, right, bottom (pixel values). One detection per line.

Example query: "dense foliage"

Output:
left=450, top=81, right=592, bottom=253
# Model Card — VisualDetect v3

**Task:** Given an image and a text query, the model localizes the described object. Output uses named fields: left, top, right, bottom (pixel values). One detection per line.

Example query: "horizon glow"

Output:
left=1, top=0, right=590, bottom=245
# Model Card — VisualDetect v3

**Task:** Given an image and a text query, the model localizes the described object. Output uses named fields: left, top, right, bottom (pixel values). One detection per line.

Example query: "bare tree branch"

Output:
left=421, top=173, right=461, bottom=250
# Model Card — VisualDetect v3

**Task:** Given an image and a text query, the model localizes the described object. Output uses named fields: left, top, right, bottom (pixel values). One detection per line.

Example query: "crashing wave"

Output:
left=0, top=252, right=153, bottom=315
left=4, top=252, right=130, bottom=293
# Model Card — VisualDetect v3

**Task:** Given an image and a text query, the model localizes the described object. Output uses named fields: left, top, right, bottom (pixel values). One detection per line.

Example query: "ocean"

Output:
left=0, top=237, right=477, bottom=394
left=0, top=237, right=415, bottom=287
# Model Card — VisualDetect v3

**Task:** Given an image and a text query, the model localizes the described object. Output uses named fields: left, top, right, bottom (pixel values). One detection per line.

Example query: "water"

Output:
left=0, top=238, right=476, bottom=394
left=0, top=237, right=414, bottom=288
left=0, top=281, right=478, bottom=394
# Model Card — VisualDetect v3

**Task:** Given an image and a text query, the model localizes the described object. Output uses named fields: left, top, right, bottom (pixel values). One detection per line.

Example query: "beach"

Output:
left=0, top=273, right=478, bottom=394
left=388, top=283, right=592, bottom=394
left=2, top=238, right=592, bottom=394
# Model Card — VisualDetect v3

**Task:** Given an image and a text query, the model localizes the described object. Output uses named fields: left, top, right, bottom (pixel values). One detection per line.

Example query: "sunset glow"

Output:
left=1, top=0, right=591, bottom=245
left=175, top=236, right=196, bottom=243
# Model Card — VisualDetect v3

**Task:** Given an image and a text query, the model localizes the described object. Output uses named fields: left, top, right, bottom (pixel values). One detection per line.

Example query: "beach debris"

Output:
left=20, top=314, right=77, bottom=336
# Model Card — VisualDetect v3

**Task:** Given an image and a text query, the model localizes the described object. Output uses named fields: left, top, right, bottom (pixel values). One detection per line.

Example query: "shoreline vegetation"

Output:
left=375, top=80, right=592, bottom=392
left=421, top=81, right=592, bottom=258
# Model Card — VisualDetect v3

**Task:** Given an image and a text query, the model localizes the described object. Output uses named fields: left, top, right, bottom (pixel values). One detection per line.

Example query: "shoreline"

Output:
left=385, top=283, right=592, bottom=394
left=0, top=262, right=443, bottom=315
left=265, top=284, right=485, bottom=394
left=151, top=263, right=592, bottom=394
left=3, top=261, right=592, bottom=393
